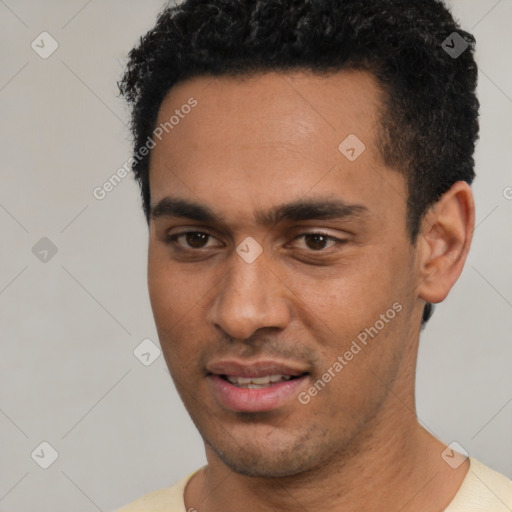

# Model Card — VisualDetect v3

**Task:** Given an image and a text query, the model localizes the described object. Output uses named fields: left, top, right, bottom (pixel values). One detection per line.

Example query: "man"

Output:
left=114, top=0, right=512, bottom=510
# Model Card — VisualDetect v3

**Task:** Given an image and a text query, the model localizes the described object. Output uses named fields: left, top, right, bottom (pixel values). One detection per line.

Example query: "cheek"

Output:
left=147, top=245, right=221, bottom=369
left=148, top=245, right=199, bottom=319
left=148, top=248, right=195, bottom=350
left=290, top=256, right=401, bottom=333
left=289, top=254, right=412, bottom=380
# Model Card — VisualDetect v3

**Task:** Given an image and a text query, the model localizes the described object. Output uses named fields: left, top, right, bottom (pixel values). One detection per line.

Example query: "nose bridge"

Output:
left=207, top=250, right=290, bottom=340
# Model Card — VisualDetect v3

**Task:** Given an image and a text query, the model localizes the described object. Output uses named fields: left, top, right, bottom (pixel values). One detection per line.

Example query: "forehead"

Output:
left=148, top=70, right=406, bottom=229
left=152, top=69, right=383, bottom=157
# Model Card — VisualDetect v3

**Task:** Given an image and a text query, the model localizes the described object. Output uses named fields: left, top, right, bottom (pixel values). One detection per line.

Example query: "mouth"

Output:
left=206, top=359, right=311, bottom=412
left=219, top=373, right=308, bottom=389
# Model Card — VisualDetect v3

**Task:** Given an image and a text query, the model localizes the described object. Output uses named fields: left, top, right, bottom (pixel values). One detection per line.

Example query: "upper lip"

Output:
left=206, top=359, right=309, bottom=378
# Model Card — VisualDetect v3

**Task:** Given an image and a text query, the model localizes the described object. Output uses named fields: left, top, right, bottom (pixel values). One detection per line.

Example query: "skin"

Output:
left=146, top=70, right=475, bottom=512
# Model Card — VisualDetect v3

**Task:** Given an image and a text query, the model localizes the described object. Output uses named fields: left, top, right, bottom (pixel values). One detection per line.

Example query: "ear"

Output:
left=416, top=181, right=475, bottom=304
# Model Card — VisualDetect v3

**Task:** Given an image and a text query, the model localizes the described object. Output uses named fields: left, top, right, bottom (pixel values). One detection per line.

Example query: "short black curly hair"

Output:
left=119, top=0, right=479, bottom=326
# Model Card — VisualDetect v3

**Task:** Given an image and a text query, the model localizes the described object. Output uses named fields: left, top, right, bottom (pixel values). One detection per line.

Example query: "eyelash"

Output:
left=164, top=231, right=346, bottom=253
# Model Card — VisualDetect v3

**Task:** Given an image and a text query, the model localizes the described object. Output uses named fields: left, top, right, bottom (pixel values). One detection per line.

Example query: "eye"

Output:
left=165, top=231, right=220, bottom=250
left=290, top=232, right=346, bottom=251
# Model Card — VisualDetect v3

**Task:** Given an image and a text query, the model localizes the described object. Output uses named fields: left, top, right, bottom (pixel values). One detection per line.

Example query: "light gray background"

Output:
left=0, top=1, right=511, bottom=511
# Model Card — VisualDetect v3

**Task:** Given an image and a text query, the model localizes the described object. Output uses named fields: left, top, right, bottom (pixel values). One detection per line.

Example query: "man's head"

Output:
left=119, top=0, right=478, bottom=479
left=119, top=0, right=479, bottom=327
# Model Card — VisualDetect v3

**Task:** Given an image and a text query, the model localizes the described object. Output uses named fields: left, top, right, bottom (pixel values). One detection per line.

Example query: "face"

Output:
left=147, top=70, right=423, bottom=478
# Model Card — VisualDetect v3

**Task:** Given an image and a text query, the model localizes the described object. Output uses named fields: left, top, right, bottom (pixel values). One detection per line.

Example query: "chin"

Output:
left=216, top=450, right=309, bottom=478
left=204, top=431, right=329, bottom=478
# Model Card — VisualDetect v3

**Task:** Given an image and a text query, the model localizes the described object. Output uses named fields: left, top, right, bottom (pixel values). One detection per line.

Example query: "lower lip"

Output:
left=209, top=375, right=308, bottom=412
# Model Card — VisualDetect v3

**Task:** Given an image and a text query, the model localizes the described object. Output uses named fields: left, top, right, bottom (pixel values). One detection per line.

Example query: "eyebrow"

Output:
left=150, top=196, right=369, bottom=227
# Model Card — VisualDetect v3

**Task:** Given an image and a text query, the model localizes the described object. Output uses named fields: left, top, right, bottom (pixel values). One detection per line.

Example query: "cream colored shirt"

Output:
left=113, top=457, right=512, bottom=511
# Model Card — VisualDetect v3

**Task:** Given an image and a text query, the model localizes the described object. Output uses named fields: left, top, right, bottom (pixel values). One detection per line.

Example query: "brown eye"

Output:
left=303, top=234, right=332, bottom=250
left=165, top=231, right=217, bottom=250
left=184, top=232, right=209, bottom=248
left=292, top=232, right=342, bottom=251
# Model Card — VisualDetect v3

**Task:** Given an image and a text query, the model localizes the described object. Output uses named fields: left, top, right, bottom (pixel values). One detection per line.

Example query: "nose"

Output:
left=205, top=248, right=292, bottom=341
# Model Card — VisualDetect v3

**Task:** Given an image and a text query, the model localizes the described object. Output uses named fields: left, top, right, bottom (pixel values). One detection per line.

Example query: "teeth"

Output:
left=226, top=374, right=294, bottom=388
left=251, top=376, right=272, bottom=385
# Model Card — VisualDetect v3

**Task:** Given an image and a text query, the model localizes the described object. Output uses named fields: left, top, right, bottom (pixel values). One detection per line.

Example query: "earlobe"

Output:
left=416, top=181, right=475, bottom=304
